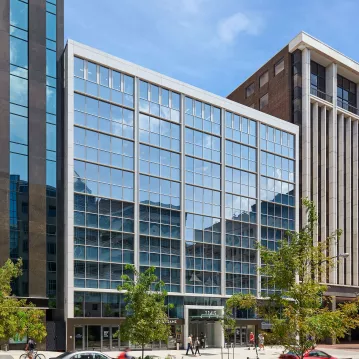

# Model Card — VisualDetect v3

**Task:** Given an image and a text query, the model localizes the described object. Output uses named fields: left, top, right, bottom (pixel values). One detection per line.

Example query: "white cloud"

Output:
left=181, top=0, right=207, bottom=14
left=217, top=11, right=264, bottom=44
left=160, top=0, right=208, bottom=15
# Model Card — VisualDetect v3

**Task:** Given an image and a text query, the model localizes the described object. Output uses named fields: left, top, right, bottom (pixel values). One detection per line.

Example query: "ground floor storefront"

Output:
left=66, top=312, right=262, bottom=351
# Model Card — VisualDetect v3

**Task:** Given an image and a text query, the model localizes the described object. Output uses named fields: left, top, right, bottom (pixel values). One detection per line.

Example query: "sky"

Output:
left=65, top=0, right=359, bottom=97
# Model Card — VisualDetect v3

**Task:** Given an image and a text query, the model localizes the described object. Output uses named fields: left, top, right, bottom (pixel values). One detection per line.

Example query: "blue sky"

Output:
left=65, top=0, right=359, bottom=97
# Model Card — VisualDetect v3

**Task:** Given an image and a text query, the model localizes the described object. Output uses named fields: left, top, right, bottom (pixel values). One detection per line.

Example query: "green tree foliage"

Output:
left=0, top=259, right=47, bottom=343
left=222, top=293, right=256, bottom=340
left=258, top=199, right=359, bottom=358
left=115, top=265, right=172, bottom=359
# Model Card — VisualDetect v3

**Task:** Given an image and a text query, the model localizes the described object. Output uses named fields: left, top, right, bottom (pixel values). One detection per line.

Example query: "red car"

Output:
left=280, top=350, right=337, bottom=359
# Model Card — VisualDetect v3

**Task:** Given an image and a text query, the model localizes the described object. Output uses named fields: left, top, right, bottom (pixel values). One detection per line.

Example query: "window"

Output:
left=140, top=235, right=180, bottom=266
left=140, top=144, right=180, bottom=181
left=274, top=59, right=284, bottom=76
left=260, top=151, right=295, bottom=183
left=139, top=175, right=180, bottom=210
left=225, top=111, right=257, bottom=146
left=10, top=0, right=28, bottom=31
left=139, top=80, right=180, bottom=122
left=185, top=128, right=221, bottom=163
left=225, top=194, right=256, bottom=223
left=260, top=124, right=295, bottom=158
left=139, top=206, right=180, bottom=239
left=225, top=167, right=257, bottom=198
left=185, top=97, right=221, bottom=134
left=73, top=160, right=134, bottom=202
left=74, top=94, right=134, bottom=140
left=185, top=213, right=221, bottom=245
left=245, top=83, right=255, bottom=98
left=259, top=71, right=268, bottom=87
left=225, top=140, right=256, bottom=172
left=74, top=127, right=134, bottom=171
left=337, top=74, right=357, bottom=111
left=139, top=114, right=180, bottom=152
left=185, top=185, right=220, bottom=217
left=259, top=93, right=268, bottom=110
left=310, top=61, right=325, bottom=93
left=185, top=156, right=221, bottom=190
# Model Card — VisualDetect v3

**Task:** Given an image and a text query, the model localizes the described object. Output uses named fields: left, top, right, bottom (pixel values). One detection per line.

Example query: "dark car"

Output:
left=280, top=350, right=338, bottom=359
left=50, top=351, right=115, bottom=359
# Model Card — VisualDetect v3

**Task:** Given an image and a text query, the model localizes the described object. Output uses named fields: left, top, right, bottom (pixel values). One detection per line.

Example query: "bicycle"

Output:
left=20, top=350, right=46, bottom=359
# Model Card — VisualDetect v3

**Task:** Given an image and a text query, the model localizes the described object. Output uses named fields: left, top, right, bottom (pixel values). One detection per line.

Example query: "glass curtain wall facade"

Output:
left=1, top=0, right=64, bottom=350
left=9, top=0, right=30, bottom=296
left=65, top=43, right=298, bottom=351
left=46, top=0, right=58, bottom=307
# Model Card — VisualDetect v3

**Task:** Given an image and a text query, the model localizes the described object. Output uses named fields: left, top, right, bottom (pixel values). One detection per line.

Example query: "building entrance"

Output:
left=226, top=325, right=255, bottom=346
left=185, top=306, right=224, bottom=348
left=188, top=321, right=216, bottom=348
left=74, top=326, right=121, bottom=351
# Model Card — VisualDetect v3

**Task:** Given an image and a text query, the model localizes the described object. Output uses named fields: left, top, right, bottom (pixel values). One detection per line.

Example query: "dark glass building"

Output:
left=0, top=0, right=64, bottom=350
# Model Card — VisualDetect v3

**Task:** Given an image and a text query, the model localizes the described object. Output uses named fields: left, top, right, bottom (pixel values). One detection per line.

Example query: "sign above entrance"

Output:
left=167, top=318, right=184, bottom=325
left=261, top=321, right=272, bottom=330
left=189, top=308, right=223, bottom=320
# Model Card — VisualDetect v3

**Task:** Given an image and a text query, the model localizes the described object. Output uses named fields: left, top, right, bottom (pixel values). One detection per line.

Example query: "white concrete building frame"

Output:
left=63, top=40, right=299, bottom=349
left=289, top=32, right=359, bottom=291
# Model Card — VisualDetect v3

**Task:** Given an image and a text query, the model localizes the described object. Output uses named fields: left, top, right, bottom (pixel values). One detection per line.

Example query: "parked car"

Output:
left=50, top=351, right=116, bottom=359
left=279, top=350, right=337, bottom=359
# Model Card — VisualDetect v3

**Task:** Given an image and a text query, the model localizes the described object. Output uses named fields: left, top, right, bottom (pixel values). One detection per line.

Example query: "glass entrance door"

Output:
left=189, top=321, right=217, bottom=348
left=102, top=327, right=111, bottom=351
left=241, top=327, right=247, bottom=345
left=75, top=327, right=84, bottom=350
left=206, top=323, right=215, bottom=347
left=112, top=327, right=119, bottom=350
left=87, top=326, right=101, bottom=350
left=233, top=326, right=249, bottom=346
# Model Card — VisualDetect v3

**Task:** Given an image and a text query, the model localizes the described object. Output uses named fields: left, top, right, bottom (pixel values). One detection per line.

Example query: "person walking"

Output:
left=249, top=331, right=255, bottom=349
left=200, top=332, right=205, bottom=349
left=194, top=337, right=201, bottom=356
left=186, top=334, right=194, bottom=355
left=258, top=333, right=265, bottom=351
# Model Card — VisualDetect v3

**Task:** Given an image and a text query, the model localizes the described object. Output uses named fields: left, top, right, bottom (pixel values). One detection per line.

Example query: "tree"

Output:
left=222, top=293, right=256, bottom=339
left=115, top=265, right=172, bottom=359
left=258, top=199, right=359, bottom=359
left=0, top=259, right=47, bottom=343
left=222, top=293, right=257, bottom=358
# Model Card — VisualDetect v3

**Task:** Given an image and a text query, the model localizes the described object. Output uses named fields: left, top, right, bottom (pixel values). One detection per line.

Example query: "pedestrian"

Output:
left=186, top=334, right=194, bottom=355
left=258, top=333, right=264, bottom=351
left=249, top=331, right=255, bottom=349
left=118, top=347, right=131, bottom=359
left=194, top=337, right=201, bottom=356
left=200, top=332, right=205, bottom=349
left=308, top=334, right=316, bottom=349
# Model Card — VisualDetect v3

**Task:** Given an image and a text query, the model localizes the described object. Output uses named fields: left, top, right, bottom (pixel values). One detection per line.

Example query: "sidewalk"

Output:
left=1, top=346, right=359, bottom=359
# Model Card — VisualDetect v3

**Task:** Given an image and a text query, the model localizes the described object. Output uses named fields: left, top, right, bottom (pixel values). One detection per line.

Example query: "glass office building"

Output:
left=64, top=40, right=299, bottom=351
left=1, top=0, right=64, bottom=350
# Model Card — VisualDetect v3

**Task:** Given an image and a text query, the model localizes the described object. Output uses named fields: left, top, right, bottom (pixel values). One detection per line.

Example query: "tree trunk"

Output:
left=142, top=344, right=145, bottom=359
